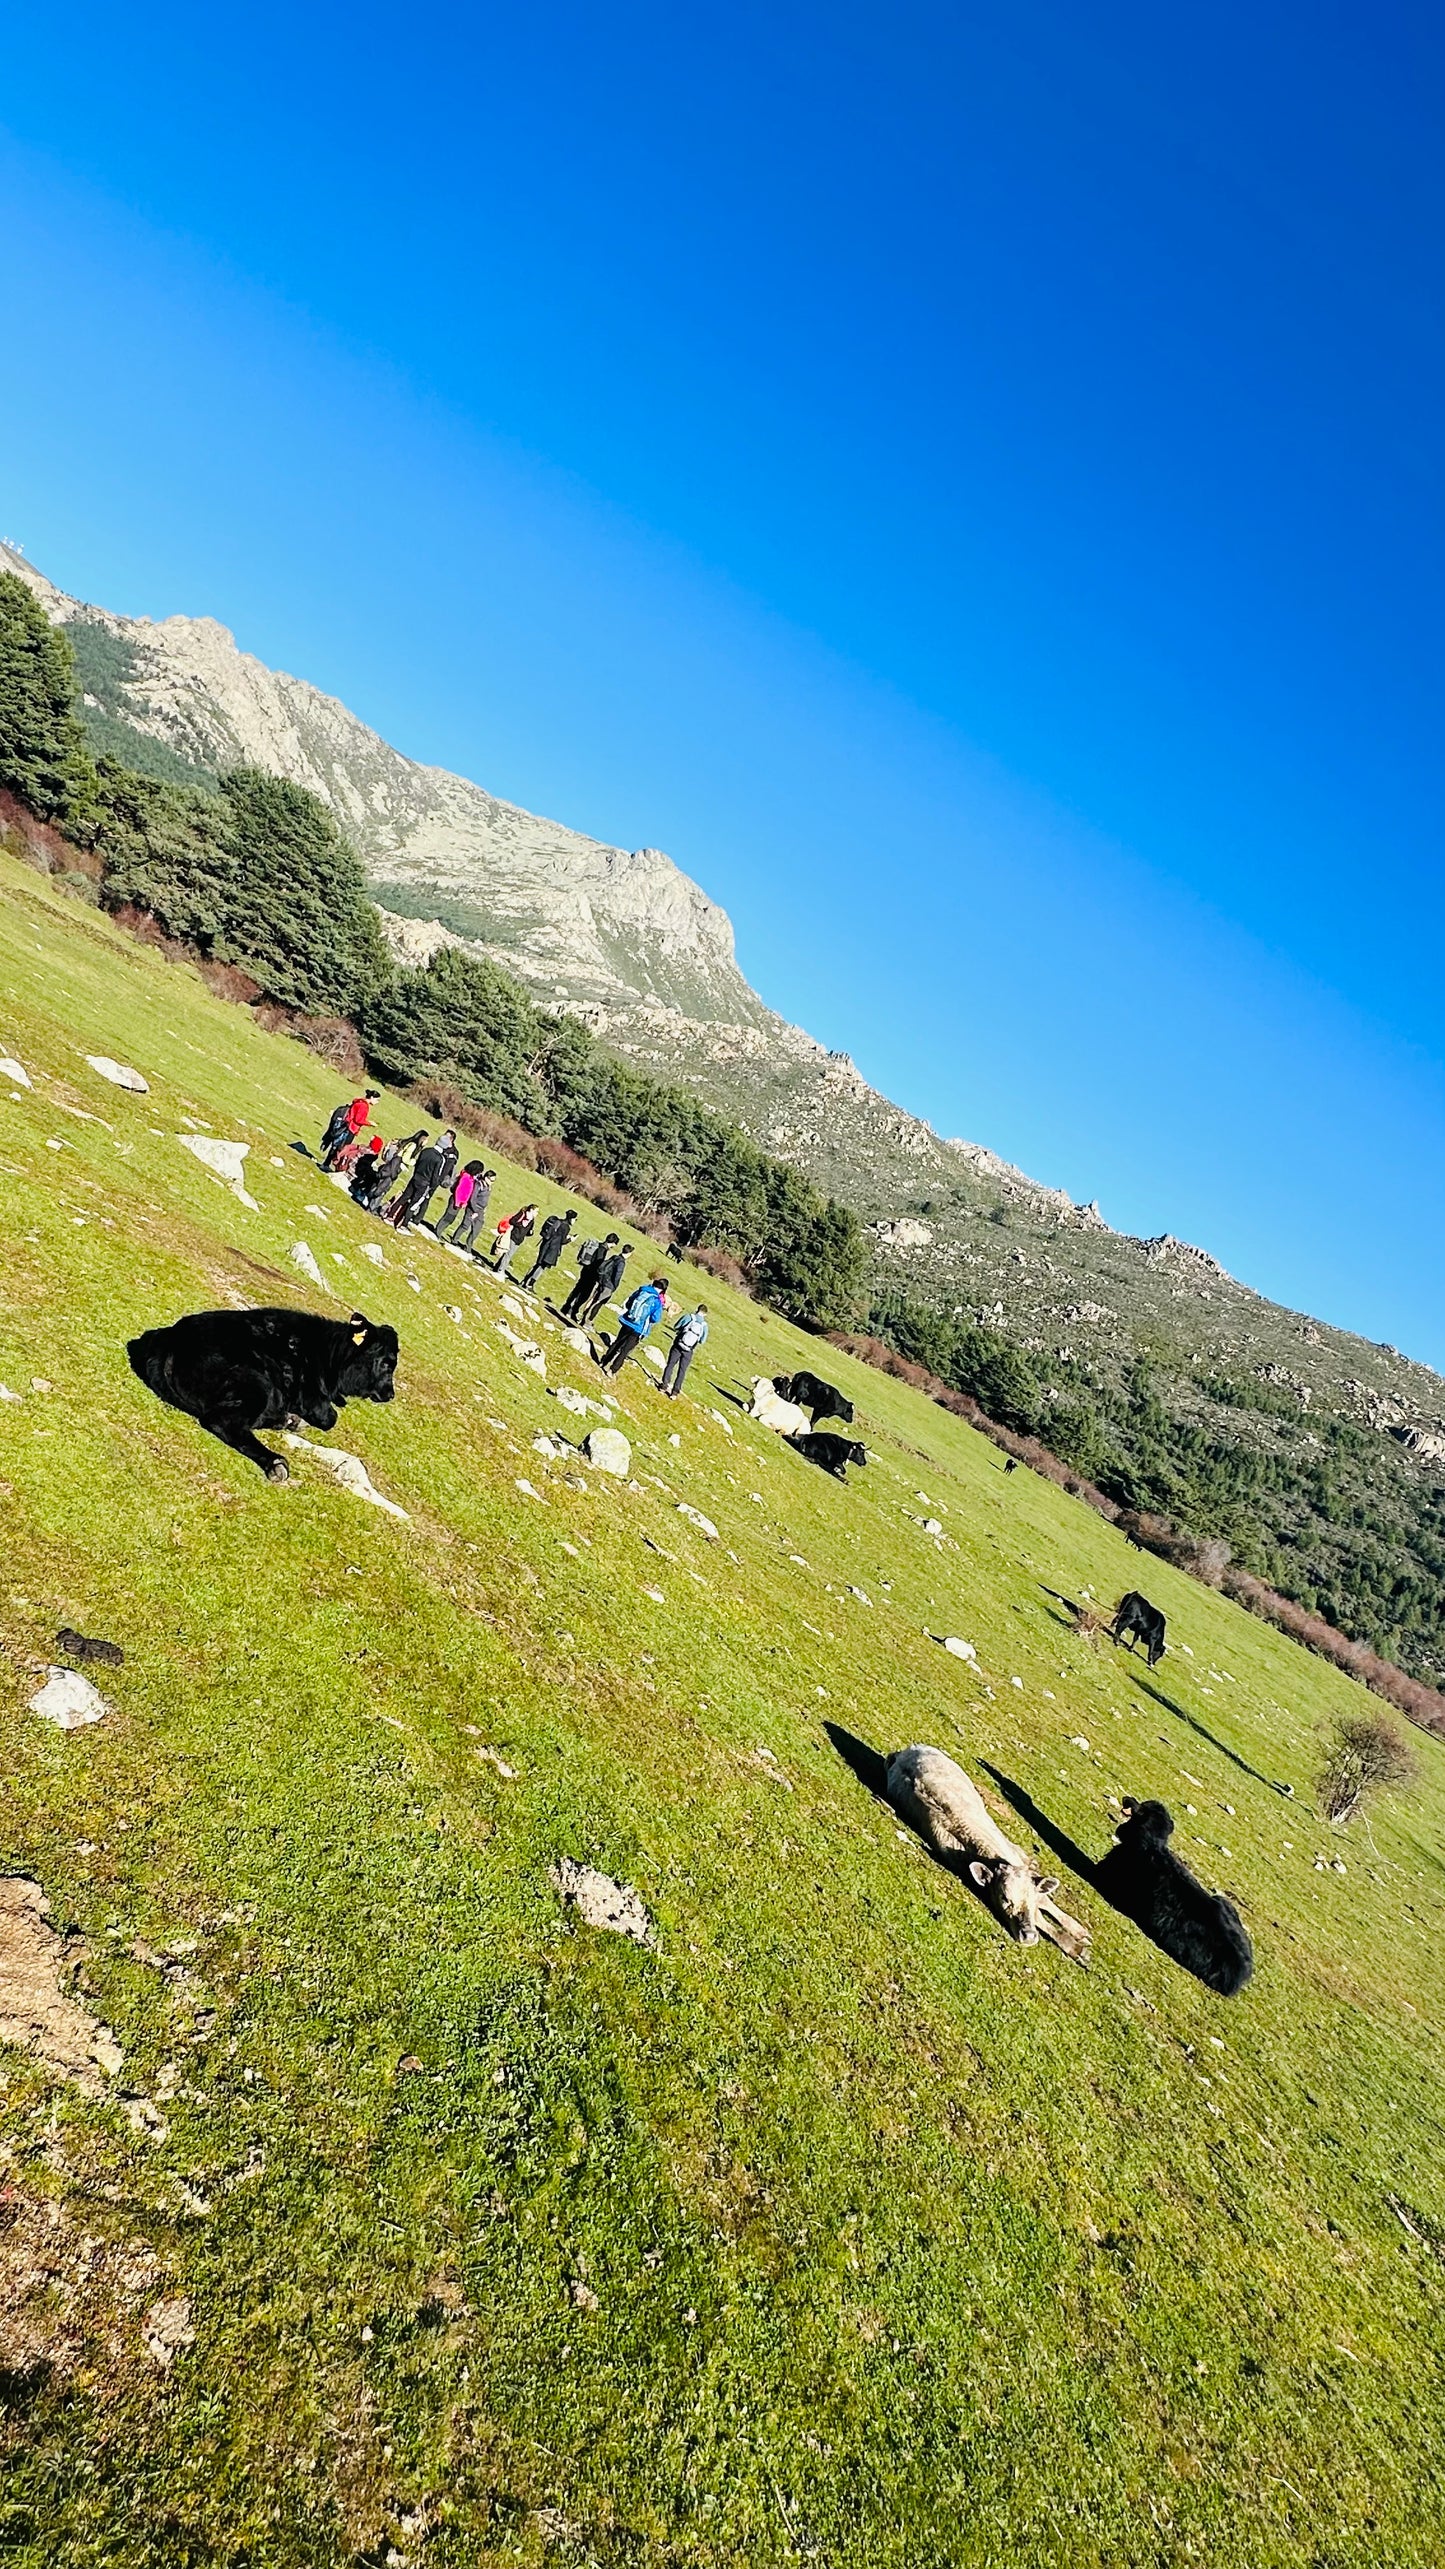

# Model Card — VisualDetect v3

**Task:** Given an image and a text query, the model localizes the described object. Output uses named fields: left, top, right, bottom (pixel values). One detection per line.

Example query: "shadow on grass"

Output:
left=824, top=1722, right=890, bottom=1806
left=978, top=1765, right=1103, bottom=1895
left=1126, top=1672, right=1281, bottom=1791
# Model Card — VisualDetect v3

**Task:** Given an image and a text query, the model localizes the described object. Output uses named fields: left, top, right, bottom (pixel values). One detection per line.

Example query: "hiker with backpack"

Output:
left=659, top=1301, right=708, bottom=1398
left=598, top=1271, right=669, bottom=1376
left=320, top=1090, right=379, bottom=1168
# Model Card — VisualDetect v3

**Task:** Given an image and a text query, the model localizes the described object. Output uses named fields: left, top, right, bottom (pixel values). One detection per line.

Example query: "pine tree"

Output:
left=215, top=768, right=391, bottom=1017
left=0, top=573, right=99, bottom=832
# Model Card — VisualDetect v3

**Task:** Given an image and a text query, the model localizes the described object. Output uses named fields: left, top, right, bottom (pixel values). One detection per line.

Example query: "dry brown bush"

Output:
left=1317, top=1710, right=1417, bottom=1824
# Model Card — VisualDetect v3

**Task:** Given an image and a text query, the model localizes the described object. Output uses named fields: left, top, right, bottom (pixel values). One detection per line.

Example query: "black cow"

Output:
left=1095, top=1799, right=1254, bottom=1996
left=789, top=1431, right=868, bottom=1481
left=772, top=1369, right=855, bottom=1425
left=1112, top=1589, right=1167, bottom=1667
left=128, top=1307, right=399, bottom=1481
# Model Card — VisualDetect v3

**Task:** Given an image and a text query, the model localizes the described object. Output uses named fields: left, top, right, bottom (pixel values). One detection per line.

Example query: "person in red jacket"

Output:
left=322, top=1090, right=379, bottom=1170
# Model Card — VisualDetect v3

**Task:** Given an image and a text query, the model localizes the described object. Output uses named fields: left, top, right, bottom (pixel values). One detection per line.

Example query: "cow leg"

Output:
left=203, top=1418, right=289, bottom=1480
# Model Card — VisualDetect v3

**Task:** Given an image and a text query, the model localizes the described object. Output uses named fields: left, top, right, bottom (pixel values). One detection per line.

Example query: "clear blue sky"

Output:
left=1, top=2, right=1441, bottom=1365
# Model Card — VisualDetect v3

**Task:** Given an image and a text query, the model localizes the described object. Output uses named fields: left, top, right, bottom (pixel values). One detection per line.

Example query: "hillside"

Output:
left=1, top=851, right=1443, bottom=2566
left=5, top=542, right=1443, bottom=1687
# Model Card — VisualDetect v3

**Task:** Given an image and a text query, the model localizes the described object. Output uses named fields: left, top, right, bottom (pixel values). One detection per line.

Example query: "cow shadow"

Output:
left=977, top=1765, right=1104, bottom=1895
left=1126, top=1673, right=1280, bottom=1791
left=824, top=1722, right=890, bottom=1806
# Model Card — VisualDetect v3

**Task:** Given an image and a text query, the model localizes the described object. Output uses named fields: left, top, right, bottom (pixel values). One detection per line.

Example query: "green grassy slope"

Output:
left=1, top=852, right=1442, bottom=2569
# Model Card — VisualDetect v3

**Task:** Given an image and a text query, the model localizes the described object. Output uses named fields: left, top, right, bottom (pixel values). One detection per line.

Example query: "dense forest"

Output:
left=1, top=569, right=1441, bottom=1689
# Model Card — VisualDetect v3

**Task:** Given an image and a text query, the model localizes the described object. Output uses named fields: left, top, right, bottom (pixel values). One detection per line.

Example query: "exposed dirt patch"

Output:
left=0, top=2180, right=168, bottom=2417
left=0, top=1877, right=123, bottom=2096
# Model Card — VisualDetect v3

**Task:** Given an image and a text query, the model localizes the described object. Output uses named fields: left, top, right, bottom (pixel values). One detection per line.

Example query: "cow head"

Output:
left=1116, top=1796, right=1173, bottom=1845
left=339, top=1313, right=399, bottom=1402
left=967, top=1857, right=1060, bottom=1944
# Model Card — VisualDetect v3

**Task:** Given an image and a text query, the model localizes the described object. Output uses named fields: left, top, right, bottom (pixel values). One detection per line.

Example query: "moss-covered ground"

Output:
left=0, top=853, right=1442, bottom=2567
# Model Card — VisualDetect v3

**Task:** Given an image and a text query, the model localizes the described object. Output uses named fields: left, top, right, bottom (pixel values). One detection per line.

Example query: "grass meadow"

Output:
left=0, top=851, right=1442, bottom=2567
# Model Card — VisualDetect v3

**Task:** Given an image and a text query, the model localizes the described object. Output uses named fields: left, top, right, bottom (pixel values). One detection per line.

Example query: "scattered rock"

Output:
left=562, top=1327, right=592, bottom=1356
left=553, top=1383, right=599, bottom=1417
left=584, top=1427, right=631, bottom=1477
left=514, top=1478, right=545, bottom=1501
left=1070, top=1736, right=1091, bottom=1752
left=279, top=1433, right=410, bottom=1520
left=848, top=1586, right=873, bottom=1606
left=532, top=1433, right=566, bottom=1458
left=550, top=1858, right=655, bottom=1947
left=55, top=1627, right=124, bottom=1667
left=570, top=2278, right=600, bottom=2311
left=359, top=1242, right=385, bottom=1266
left=501, top=1295, right=529, bottom=1321
left=29, top=1668, right=110, bottom=1729
left=85, top=1056, right=148, bottom=1093
left=0, top=1054, right=31, bottom=1088
left=178, top=1133, right=258, bottom=1209
left=677, top=1503, right=719, bottom=1540
left=474, top=1746, right=518, bottom=1779
left=0, top=1384, right=21, bottom=1403
left=289, top=1241, right=326, bottom=1287
left=142, top=2295, right=195, bottom=2369
left=915, top=1516, right=943, bottom=1535
left=0, top=1876, right=123, bottom=2092
left=642, top=1345, right=665, bottom=1369
left=642, top=1586, right=666, bottom=1604
left=708, top=1409, right=734, bottom=1436
left=941, top=1637, right=977, bottom=1662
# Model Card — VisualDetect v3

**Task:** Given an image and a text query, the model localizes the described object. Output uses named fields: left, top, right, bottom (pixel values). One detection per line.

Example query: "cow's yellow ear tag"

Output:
left=352, top=1328, right=368, bottom=1344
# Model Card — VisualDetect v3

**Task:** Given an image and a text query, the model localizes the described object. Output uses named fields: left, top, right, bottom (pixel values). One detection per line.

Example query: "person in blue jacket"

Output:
left=660, top=1301, right=708, bottom=1398
left=599, top=1272, right=669, bottom=1375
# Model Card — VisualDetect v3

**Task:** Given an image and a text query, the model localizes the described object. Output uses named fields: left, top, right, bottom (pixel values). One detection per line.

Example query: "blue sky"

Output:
left=1, top=2, right=1441, bottom=1365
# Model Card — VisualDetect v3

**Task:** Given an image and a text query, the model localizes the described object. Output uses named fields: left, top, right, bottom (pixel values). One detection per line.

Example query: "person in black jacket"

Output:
left=559, top=1232, right=617, bottom=1324
left=522, top=1207, right=576, bottom=1289
left=578, top=1242, right=632, bottom=1328
left=387, top=1134, right=449, bottom=1229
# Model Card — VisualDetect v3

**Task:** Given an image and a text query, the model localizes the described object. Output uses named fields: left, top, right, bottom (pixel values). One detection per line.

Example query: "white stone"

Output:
left=359, top=1243, right=385, bottom=1265
left=514, top=1477, right=545, bottom=1501
left=642, top=1345, right=665, bottom=1369
left=677, top=1503, right=719, bottom=1540
left=280, top=1433, right=409, bottom=1518
left=85, top=1055, right=148, bottom=1093
left=583, top=1427, right=631, bottom=1477
left=550, top=1858, right=655, bottom=1946
left=0, top=1055, right=31, bottom=1088
left=562, top=1327, right=592, bottom=1356
left=916, top=1516, right=943, bottom=1535
left=178, top=1133, right=258, bottom=1209
left=289, top=1241, right=326, bottom=1287
left=29, top=1668, right=109, bottom=1729
left=942, top=1637, right=977, bottom=1662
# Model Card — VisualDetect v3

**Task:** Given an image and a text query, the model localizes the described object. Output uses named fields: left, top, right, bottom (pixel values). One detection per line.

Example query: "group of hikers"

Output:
left=318, top=1093, right=710, bottom=1396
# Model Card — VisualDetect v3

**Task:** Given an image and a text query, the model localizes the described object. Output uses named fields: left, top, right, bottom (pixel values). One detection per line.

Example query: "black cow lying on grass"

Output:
left=789, top=1431, right=868, bottom=1481
left=1095, top=1798, right=1254, bottom=1995
left=772, top=1369, right=855, bottom=1425
left=129, top=1307, right=399, bottom=1481
left=1112, top=1589, right=1167, bottom=1667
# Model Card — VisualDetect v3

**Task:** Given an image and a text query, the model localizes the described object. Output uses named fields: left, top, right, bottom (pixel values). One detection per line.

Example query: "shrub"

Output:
left=1317, top=1712, right=1417, bottom=1825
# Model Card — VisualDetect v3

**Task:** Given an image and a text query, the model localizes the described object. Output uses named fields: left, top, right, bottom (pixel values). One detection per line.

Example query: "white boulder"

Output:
left=0, top=1055, right=31, bottom=1088
left=85, top=1056, right=148, bottom=1093
left=550, top=1858, right=655, bottom=1946
left=29, top=1668, right=110, bottom=1729
left=178, top=1133, right=259, bottom=1210
left=289, top=1241, right=326, bottom=1287
left=584, top=1427, right=632, bottom=1477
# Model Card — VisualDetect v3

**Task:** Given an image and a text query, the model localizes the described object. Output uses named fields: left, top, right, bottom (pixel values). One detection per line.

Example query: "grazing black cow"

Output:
left=1095, top=1798, right=1254, bottom=1995
left=789, top=1431, right=868, bottom=1481
left=129, top=1307, right=399, bottom=1481
left=772, top=1369, right=855, bottom=1426
left=1112, top=1589, right=1167, bottom=1667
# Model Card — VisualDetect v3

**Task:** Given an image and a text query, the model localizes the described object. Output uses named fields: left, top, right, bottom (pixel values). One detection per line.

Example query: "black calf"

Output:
left=772, top=1369, right=855, bottom=1425
left=129, top=1306, right=399, bottom=1481
left=1112, top=1589, right=1167, bottom=1667
left=1095, top=1799, right=1253, bottom=1995
left=789, top=1431, right=868, bottom=1480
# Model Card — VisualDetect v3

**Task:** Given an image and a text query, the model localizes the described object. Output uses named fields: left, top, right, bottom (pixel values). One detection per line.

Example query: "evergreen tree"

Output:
left=215, top=768, right=391, bottom=1016
left=359, top=942, right=544, bottom=1120
left=93, top=761, right=236, bottom=944
left=0, top=573, right=99, bottom=832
